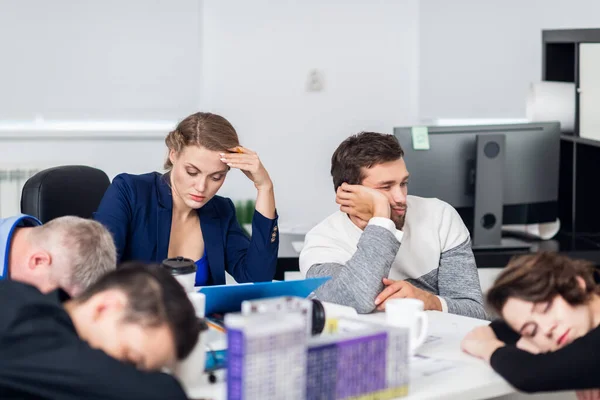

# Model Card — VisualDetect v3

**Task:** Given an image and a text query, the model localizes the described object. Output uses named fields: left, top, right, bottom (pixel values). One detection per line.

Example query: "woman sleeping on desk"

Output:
left=461, top=252, right=600, bottom=398
left=94, top=112, right=279, bottom=286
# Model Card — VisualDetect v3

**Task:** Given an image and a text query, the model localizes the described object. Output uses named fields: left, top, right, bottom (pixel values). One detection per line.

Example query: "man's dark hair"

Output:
left=331, top=132, right=405, bottom=191
left=75, top=262, right=205, bottom=361
left=487, top=252, right=600, bottom=316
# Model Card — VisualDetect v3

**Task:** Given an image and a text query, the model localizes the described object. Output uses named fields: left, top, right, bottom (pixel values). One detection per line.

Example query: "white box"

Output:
left=579, top=43, right=600, bottom=141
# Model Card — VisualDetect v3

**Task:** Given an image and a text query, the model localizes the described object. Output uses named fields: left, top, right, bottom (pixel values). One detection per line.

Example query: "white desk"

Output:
left=188, top=311, right=515, bottom=400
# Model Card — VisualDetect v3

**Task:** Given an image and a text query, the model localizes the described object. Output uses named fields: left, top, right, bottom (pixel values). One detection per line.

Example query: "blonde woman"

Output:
left=94, top=112, right=278, bottom=285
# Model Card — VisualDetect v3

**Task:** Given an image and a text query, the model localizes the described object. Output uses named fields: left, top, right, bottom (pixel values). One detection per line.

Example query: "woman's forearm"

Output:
left=255, top=185, right=276, bottom=219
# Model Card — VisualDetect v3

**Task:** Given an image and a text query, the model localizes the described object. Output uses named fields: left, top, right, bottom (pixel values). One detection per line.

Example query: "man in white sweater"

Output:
left=300, top=132, right=486, bottom=319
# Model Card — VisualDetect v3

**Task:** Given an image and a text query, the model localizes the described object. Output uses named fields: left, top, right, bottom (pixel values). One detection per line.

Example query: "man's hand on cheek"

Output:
left=352, top=216, right=369, bottom=230
left=336, top=183, right=391, bottom=222
left=374, top=278, right=442, bottom=312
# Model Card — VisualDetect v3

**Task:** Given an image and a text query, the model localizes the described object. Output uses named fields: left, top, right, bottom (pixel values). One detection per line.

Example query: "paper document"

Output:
left=423, top=335, right=442, bottom=345
left=410, top=354, right=460, bottom=379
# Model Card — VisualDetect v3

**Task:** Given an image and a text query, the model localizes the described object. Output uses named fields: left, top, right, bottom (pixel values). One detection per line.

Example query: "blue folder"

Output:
left=198, top=277, right=330, bottom=315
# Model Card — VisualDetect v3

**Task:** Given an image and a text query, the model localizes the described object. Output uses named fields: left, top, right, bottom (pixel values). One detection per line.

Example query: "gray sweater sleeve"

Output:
left=305, top=225, right=400, bottom=314
left=438, top=238, right=488, bottom=320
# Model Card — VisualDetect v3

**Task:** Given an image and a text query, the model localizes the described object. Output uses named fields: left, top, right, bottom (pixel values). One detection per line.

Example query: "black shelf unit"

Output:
left=560, top=133, right=600, bottom=148
left=545, top=29, right=600, bottom=252
left=543, top=28, right=600, bottom=137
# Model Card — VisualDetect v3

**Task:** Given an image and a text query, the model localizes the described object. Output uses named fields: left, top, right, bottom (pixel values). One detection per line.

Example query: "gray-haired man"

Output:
left=0, top=214, right=116, bottom=295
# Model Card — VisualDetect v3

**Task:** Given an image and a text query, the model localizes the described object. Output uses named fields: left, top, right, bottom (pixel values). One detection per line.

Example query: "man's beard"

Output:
left=391, top=209, right=406, bottom=230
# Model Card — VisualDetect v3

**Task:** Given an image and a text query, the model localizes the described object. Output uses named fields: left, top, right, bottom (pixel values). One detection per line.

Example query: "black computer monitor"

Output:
left=394, top=122, right=561, bottom=250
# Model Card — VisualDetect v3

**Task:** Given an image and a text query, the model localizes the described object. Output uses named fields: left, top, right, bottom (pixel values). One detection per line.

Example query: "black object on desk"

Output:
left=473, top=231, right=600, bottom=268
left=275, top=231, right=600, bottom=276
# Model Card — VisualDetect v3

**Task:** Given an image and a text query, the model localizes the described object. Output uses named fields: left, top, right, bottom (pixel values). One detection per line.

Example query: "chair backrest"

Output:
left=20, top=165, right=110, bottom=223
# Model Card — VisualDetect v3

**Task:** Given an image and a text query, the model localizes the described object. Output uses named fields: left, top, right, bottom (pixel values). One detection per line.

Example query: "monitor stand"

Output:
left=471, top=133, right=532, bottom=252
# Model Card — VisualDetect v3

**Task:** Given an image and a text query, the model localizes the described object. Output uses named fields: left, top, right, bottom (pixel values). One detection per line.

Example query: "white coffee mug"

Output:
left=173, top=293, right=207, bottom=393
left=173, top=330, right=206, bottom=394
left=174, top=274, right=196, bottom=293
left=187, top=292, right=206, bottom=319
left=385, top=298, right=429, bottom=354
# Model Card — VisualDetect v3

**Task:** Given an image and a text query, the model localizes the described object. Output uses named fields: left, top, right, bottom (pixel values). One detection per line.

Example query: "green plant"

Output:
left=234, top=199, right=255, bottom=235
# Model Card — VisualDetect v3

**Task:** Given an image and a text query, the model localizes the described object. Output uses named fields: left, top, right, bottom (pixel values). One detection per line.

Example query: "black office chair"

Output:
left=20, top=165, right=110, bottom=223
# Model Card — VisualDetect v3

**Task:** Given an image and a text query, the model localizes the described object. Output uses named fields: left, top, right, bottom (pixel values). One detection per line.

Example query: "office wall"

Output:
left=0, top=0, right=202, bottom=121
left=0, top=135, right=167, bottom=218
left=419, top=0, right=600, bottom=120
left=201, top=0, right=420, bottom=230
left=0, top=0, right=203, bottom=216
